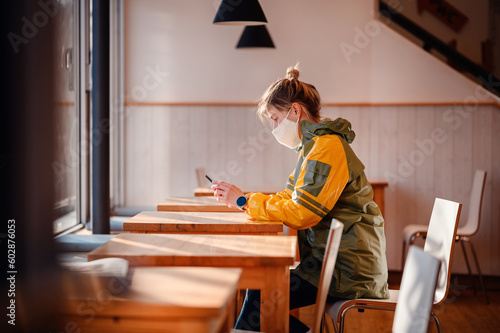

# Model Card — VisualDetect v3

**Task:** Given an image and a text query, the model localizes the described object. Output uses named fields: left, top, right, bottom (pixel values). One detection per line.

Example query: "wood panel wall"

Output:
left=123, top=104, right=500, bottom=275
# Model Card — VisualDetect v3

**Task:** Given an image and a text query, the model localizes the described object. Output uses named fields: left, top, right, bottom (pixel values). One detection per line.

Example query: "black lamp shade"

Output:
left=213, top=0, right=267, bottom=25
left=237, top=25, right=275, bottom=48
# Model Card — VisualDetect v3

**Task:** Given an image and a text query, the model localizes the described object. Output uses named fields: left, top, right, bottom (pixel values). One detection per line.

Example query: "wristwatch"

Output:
left=236, top=195, right=249, bottom=210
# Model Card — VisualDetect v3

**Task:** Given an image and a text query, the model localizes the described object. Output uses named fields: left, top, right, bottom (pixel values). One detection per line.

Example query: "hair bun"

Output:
left=286, top=67, right=300, bottom=81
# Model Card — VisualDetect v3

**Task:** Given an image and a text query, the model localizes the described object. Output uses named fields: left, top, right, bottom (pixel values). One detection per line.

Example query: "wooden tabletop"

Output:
left=123, top=211, right=283, bottom=235
left=88, top=233, right=296, bottom=267
left=157, top=196, right=240, bottom=212
left=59, top=267, right=241, bottom=333
left=88, top=233, right=296, bottom=332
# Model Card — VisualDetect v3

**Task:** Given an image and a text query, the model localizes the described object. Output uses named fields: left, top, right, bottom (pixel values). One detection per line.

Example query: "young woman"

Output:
left=212, top=66, right=389, bottom=332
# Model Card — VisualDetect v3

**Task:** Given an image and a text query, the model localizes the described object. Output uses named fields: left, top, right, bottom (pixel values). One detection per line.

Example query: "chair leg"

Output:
left=431, top=311, right=443, bottom=333
left=338, top=316, right=344, bottom=333
left=459, top=238, right=477, bottom=294
left=466, top=238, right=490, bottom=304
left=339, top=308, right=348, bottom=333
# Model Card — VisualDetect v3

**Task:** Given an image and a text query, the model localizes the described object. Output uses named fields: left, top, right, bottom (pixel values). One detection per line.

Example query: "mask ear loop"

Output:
left=282, top=105, right=293, bottom=123
left=272, top=106, right=293, bottom=133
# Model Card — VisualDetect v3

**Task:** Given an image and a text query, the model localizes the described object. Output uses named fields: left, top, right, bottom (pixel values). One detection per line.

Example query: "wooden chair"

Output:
left=402, top=170, right=488, bottom=303
left=232, top=219, right=344, bottom=333
left=392, top=246, right=441, bottom=333
left=309, top=219, right=344, bottom=333
left=325, top=198, right=462, bottom=333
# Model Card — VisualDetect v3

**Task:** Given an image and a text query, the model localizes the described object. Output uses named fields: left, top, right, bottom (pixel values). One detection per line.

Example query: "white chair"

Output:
left=401, top=170, right=488, bottom=303
left=326, top=198, right=462, bottom=333
left=392, top=246, right=441, bottom=333
left=232, top=219, right=344, bottom=333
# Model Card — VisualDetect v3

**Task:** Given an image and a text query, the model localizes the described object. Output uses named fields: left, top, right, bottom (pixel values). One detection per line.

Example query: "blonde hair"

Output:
left=258, top=65, right=322, bottom=123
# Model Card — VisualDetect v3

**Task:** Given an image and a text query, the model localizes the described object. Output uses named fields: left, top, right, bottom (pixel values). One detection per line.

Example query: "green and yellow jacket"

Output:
left=245, top=118, right=389, bottom=299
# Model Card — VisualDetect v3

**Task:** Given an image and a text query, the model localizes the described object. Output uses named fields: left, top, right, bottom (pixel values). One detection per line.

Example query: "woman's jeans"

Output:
left=234, top=271, right=339, bottom=332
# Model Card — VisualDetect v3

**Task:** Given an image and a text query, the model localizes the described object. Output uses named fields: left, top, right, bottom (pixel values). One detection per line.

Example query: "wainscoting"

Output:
left=122, top=103, right=500, bottom=275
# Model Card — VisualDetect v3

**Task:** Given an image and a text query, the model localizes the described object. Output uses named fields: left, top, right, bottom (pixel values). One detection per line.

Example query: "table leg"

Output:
left=260, top=266, right=289, bottom=333
left=238, top=266, right=290, bottom=333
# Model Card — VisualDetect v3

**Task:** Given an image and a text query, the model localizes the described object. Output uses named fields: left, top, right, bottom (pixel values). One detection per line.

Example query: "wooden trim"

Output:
left=123, top=100, right=500, bottom=109
left=323, top=101, right=500, bottom=108
left=124, top=101, right=257, bottom=107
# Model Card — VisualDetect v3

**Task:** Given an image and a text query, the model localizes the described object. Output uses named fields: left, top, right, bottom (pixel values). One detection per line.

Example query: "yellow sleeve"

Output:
left=245, top=135, right=349, bottom=230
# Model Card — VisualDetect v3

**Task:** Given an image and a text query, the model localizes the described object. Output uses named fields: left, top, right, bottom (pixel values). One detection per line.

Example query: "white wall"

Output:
left=124, top=0, right=498, bottom=104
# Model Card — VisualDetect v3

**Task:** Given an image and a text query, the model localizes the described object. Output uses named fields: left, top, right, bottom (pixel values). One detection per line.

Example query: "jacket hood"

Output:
left=300, top=118, right=356, bottom=144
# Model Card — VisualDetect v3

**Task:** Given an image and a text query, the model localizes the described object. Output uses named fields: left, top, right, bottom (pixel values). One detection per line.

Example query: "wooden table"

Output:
left=88, top=233, right=297, bottom=333
left=157, top=196, right=240, bottom=212
left=123, top=211, right=283, bottom=235
left=59, top=267, right=242, bottom=333
left=195, top=179, right=388, bottom=216
left=370, top=179, right=388, bottom=217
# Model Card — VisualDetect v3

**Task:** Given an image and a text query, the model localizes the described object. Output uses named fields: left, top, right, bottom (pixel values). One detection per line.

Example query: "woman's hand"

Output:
left=211, top=180, right=245, bottom=208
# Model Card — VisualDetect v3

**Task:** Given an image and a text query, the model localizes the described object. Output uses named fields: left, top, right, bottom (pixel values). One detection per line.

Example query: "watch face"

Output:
left=237, top=196, right=247, bottom=207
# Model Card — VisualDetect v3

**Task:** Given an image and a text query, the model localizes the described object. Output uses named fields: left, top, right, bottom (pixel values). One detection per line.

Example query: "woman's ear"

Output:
left=292, top=102, right=301, bottom=117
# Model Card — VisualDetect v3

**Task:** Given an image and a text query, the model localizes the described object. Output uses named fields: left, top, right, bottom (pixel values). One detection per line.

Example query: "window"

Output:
left=53, top=0, right=90, bottom=234
left=52, top=0, right=124, bottom=233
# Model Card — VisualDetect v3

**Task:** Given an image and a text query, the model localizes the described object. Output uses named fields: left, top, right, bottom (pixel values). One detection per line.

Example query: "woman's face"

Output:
left=266, top=105, right=299, bottom=130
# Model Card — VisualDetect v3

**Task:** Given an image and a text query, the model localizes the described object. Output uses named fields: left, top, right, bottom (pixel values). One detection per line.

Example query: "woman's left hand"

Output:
left=211, top=180, right=245, bottom=208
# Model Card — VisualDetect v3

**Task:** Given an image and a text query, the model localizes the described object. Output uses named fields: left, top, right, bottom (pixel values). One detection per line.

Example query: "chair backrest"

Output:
left=459, top=170, right=487, bottom=236
left=392, top=246, right=441, bottom=333
left=423, top=198, right=462, bottom=305
left=310, top=219, right=344, bottom=333
left=195, top=167, right=208, bottom=188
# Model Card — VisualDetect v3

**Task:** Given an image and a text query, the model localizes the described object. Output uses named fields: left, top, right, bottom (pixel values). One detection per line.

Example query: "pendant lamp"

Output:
left=236, top=25, right=275, bottom=48
left=213, top=0, right=267, bottom=25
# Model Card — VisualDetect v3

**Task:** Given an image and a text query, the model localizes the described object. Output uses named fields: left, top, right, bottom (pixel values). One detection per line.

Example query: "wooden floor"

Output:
left=296, top=282, right=500, bottom=332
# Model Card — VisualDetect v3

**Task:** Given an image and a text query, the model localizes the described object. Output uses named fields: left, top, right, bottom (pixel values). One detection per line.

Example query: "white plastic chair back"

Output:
left=423, top=198, right=461, bottom=305
left=458, top=170, right=486, bottom=236
left=392, top=246, right=440, bottom=333
left=310, top=219, right=344, bottom=333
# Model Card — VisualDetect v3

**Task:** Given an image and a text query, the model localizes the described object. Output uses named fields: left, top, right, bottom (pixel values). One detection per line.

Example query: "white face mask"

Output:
left=272, top=107, right=301, bottom=149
